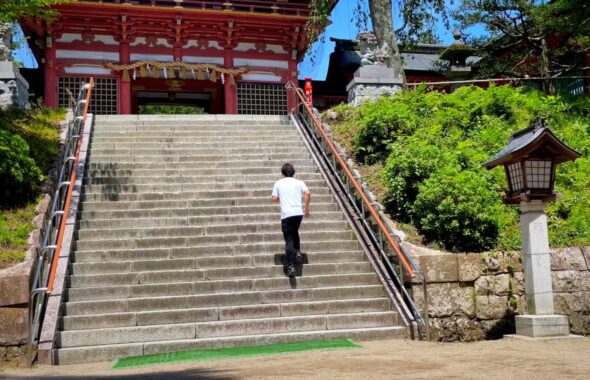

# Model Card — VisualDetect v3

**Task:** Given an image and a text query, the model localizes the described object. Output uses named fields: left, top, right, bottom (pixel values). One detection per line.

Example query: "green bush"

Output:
left=327, top=85, right=590, bottom=252
left=0, top=129, right=43, bottom=206
left=413, top=166, right=502, bottom=252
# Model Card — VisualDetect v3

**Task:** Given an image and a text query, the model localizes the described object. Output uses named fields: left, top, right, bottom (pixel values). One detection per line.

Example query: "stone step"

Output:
left=94, top=115, right=289, bottom=122
left=55, top=326, right=405, bottom=364
left=70, top=252, right=365, bottom=276
left=66, top=273, right=381, bottom=301
left=61, top=298, right=393, bottom=330
left=79, top=195, right=334, bottom=212
left=77, top=210, right=343, bottom=230
left=86, top=159, right=315, bottom=171
left=76, top=219, right=348, bottom=239
left=64, top=285, right=387, bottom=315
left=89, top=140, right=305, bottom=150
left=82, top=172, right=324, bottom=185
left=90, top=134, right=301, bottom=144
left=58, top=311, right=398, bottom=349
left=73, top=249, right=364, bottom=264
left=85, top=165, right=318, bottom=178
left=73, top=239, right=361, bottom=259
left=86, top=153, right=312, bottom=164
left=92, top=126, right=295, bottom=134
left=68, top=262, right=373, bottom=287
left=88, top=146, right=310, bottom=157
left=75, top=229, right=353, bottom=251
left=81, top=180, right=327, bottom=195
left=78, top=201, right=336, bottom=220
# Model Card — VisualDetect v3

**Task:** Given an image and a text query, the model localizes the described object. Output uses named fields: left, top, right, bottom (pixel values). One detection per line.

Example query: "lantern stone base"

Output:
left=514, top=314, right=570, bottom=338
left=346, top=64, right=403, bottom=106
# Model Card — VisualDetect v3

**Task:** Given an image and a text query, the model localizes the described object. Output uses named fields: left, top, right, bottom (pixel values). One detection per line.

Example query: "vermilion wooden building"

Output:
left=21, top=0, right=313, bottom=115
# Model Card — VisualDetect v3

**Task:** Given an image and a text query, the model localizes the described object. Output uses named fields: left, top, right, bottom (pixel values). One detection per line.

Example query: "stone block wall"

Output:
left=404, top=242, right=590, bottom=341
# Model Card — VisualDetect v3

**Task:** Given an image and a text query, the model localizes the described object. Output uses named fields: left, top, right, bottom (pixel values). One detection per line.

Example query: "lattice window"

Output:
left=237, top=83, right=287, bottom=115
left=58, top=77, right=118, bottom=115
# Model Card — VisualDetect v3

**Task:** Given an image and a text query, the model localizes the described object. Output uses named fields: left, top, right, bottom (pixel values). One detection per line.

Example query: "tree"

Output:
left=456, top=0, right=590, bottom=86
left=309, top=0, right=448, bottom=87
left=0, top=0, right=72, bottom=23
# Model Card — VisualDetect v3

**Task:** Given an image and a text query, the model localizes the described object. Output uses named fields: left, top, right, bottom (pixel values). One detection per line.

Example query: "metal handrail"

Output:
left=286, top=81, right=429, bottom=340
left=27, top=79, right=95, bottom=367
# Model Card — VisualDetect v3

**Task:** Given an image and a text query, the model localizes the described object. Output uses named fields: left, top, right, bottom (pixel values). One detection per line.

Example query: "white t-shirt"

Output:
left=272, top=177, right=309, bottom=220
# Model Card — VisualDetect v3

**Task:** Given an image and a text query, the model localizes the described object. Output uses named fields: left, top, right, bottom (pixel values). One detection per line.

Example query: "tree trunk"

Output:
left=0, top=23, right=12, bottom=61
left=539, top=35, right=555, bottom=94
left=367, top=0, right=407, bottom=87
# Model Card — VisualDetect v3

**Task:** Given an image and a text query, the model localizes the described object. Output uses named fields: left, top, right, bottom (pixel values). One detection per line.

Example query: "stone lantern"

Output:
left=439, top=30, right=475, bottom=81
left=484, top=120, right=581, bottom=338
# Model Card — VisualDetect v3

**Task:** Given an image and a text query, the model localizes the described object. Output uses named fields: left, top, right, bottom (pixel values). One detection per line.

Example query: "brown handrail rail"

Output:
left=46, top=78, right=95, bottom=293
left=289, top=82, right=416, bottom=278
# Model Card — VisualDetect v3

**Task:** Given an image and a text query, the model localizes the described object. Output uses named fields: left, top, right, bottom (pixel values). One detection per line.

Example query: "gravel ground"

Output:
left=1, top=337, right=589, bottom=380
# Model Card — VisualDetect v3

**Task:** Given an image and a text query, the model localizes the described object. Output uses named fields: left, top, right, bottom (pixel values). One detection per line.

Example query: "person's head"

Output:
left=281, top=163, right=295, bottom=177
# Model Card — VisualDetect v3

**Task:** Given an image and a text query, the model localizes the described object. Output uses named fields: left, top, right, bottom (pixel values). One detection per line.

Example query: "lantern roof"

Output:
left=483, top=121, right=581, bottom=169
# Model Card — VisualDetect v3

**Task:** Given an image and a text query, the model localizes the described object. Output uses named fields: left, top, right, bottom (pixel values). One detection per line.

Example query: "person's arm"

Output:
left=303, top=189, right=311, bottom=218
left=272, top=183, right=280, bottom=203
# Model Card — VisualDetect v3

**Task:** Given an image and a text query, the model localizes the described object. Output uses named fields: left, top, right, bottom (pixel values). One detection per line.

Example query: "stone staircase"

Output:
left=56, top=115, right=407, bottom=364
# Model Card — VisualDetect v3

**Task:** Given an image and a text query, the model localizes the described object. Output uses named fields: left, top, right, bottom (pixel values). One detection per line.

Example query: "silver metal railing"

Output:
left=287, top=82, right=429, bottom=340
left=27, top=80, right=94, bottom=367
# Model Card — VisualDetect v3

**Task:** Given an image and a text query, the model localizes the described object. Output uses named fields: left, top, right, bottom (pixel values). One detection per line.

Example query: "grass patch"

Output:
left=112, top=339, right=362, bottom=369
left=0, top=201, right=37, bottom=269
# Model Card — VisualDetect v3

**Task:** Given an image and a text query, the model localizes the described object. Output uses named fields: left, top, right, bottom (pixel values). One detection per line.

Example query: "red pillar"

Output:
left=44, top=36, right=57, bottom=108
left=224, top=48, right=237, bottom=114
left=287, top=58, right=298, bottom=114
left=119, top=42, right=131, bottom=114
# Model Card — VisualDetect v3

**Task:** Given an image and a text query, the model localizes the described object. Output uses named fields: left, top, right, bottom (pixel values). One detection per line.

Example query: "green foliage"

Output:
left=0, top=201, right=36, bottom=267
left=413, top=166, right=501, bottom=252
left=138, top=104, right=206, bottom=115
left=0, top=0, right=73, bottom=22
left=0, top=129, right=43, bottom=206
left=0, top=105, right=63, bottom=206
left=328, top=85, right=590, bottom=252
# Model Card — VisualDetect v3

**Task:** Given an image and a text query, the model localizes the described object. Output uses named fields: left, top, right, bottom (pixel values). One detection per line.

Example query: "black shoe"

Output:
left=287, top=265, right=296, bottom=277
left=295, top=251, right=303, bottom=264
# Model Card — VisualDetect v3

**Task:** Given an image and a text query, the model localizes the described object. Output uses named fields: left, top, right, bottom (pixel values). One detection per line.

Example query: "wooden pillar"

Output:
left=287, top=58, right=298, bottom=114
left=43, top=36, right=58, bottom=108
left=224, top=48, right=237, bottom=114
left=119, top=42, right=131, bottom=114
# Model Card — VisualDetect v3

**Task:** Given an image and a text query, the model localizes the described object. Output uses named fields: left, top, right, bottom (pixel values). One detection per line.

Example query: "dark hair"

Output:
left=281, top=163, right=295, bottom=177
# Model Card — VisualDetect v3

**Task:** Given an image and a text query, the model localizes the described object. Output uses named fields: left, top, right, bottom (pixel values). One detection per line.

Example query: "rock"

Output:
left=551, top=247, right=587, bottom=271
left=326, top=110, right=337, bottom=120
left=476, top=295, right=509, bottom=320
left=419, top=283, right=475, bottom=318
left=570, top=310, right=590, bottom=335
left=457, top=253, right=483, bottom=282
left=582, top=246, right=590, bottom=269
left=474, top=274, right=510, bottom=295
left=419, top=254, right=458, bottom=283
left=0, top=259, right=34, bottom=306
left=0, top=307, right=29, bottom=345
left=552, top=270, right=582, bottom=293
left=35, top=194, right=51, bottom=216
left=485, top=257, right=500, bottom=271
left=480, top=316, right=516, bottom=339
left=513, top=272, right=525, bottom=295
left=428, top=317, right=484, bottom=342
left=0, top=346, right=6, bottom=362
left=456, top=317, right=485, bottom=341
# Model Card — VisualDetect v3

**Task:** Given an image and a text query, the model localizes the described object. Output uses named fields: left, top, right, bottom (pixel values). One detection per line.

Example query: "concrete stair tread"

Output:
left=67, top=262, right=373, bottom=286
left=64, top=285, right=387, bottom=315
left=66, top=273, right=382, bottom=301
left=58, top=311, right=399, bottom=348
left=61, top=298, right=395, bottom=330
left=73, top=248, right=363, bottom=263
left=54, top=326, right=405, bottom=364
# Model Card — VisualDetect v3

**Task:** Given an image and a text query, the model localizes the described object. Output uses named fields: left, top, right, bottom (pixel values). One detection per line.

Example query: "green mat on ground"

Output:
left=112, top=338, right=361, bottom=369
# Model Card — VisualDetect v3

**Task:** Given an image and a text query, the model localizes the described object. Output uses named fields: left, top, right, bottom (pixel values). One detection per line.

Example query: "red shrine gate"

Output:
left=21, top=0, right=313, bottom=115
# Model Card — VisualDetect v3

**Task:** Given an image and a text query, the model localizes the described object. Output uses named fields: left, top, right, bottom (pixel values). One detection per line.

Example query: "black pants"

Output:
left=281, top=215, right=303, bottom=266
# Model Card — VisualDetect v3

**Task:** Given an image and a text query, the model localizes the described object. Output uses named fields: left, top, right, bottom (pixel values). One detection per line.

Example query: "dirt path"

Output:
left=2, top=337, right=589, bottom=379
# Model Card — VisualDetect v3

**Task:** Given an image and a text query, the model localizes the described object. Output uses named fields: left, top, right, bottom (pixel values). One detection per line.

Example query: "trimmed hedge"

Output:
left=328, top=85, right=590, bottom=252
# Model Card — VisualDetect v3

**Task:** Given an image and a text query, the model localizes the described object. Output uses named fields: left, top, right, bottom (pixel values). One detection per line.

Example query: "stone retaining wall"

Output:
left=404, top=242, right=590, bottom=341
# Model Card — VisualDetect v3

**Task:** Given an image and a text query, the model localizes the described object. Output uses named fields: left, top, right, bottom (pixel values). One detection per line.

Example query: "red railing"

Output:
left=78, top=0, right=310, bottom=16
